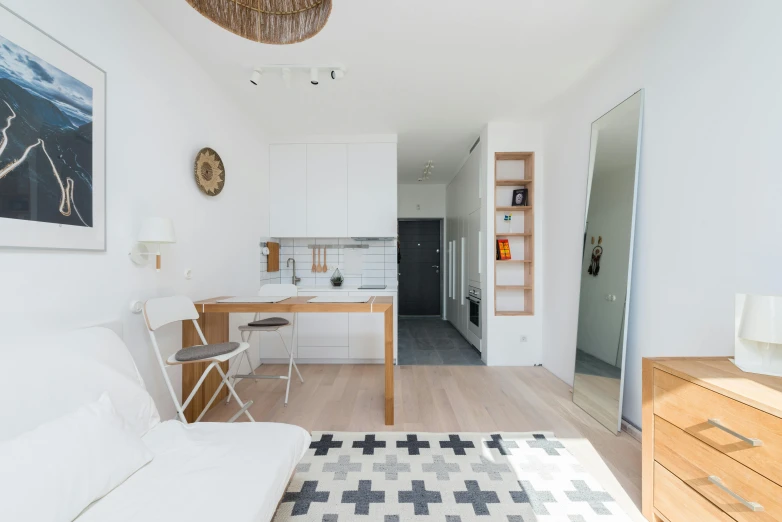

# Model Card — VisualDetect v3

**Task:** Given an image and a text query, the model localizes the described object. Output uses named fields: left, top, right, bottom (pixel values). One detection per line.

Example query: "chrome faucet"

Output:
left=287, top=258, right=301, bottom=285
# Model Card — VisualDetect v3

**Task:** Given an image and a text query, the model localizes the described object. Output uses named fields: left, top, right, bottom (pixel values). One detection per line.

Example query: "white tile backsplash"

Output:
left=262, top=237, right=398, bottom=288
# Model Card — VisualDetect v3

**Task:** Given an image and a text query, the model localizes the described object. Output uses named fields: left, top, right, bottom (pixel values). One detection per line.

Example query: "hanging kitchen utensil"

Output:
left=312, top=248, right=316, bottom=273
left=323, top=248, right=328, bottom=272
left=317, top=248, right=323, bottom=273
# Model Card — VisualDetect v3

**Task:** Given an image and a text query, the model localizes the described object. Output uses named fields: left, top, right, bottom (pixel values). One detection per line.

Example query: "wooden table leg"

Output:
left=181, top=311, right=230, bottom=422
left=384, top=306, right=394, bottom=425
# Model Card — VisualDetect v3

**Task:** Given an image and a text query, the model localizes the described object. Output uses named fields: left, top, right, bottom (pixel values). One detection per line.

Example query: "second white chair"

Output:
left=229, top=284, right=304, bottom=405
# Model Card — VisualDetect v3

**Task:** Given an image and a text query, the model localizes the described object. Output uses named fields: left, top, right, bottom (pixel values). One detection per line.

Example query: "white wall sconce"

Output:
left=129, top=217, right=176, bottom=272
left=735, top=293, right=782, bottom=377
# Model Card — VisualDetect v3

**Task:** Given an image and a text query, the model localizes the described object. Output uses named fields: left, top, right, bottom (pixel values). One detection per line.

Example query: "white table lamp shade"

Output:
left=739, top=295, right=782, bottom=344
left=735, top=293, right=782, bottom=377
left=137, top=218, right=176, bottom=244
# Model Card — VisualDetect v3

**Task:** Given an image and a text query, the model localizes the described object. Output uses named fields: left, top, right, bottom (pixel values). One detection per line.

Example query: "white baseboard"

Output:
left=621, top=419, right=642, bottom=442
left=259, top=358, right=389, bottom=365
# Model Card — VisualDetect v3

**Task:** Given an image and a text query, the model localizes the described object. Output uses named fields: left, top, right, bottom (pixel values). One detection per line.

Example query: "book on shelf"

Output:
left=496, top=239, right=511, bottom=260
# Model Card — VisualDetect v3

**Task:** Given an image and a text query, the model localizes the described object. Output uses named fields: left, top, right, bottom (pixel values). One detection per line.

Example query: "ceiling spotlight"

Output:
left=250, top=70, right=262, bottom=86
left=310, top=68, right=319, bottom=86
left=420, top=160, right=435, bottom=182
left=331, top=69, right=345, bottom=80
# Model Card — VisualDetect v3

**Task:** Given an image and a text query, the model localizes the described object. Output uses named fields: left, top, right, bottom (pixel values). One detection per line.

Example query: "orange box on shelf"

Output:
left=496, top=239, right=511, bottom=260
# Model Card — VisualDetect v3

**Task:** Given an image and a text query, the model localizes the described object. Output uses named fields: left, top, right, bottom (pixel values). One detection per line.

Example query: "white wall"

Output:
left=482, top=122, right=544, bottom=366
left=398, top=184, right=446, bottom=218
left=542, top=0, right=782, bottom=427
left=0, top=0, right=268, bottom=420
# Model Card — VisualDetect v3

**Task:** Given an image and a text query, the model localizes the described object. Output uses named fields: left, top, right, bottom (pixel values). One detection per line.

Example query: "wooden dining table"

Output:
left=182, top=296, right=395, bottom=425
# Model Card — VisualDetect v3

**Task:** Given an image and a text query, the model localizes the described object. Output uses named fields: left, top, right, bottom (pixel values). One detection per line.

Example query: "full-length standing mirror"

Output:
left=573, top=90, right=644, bottom=434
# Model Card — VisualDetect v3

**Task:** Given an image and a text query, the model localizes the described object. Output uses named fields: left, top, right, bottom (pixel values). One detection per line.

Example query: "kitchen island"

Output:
left=232, top=286, right=398, bottom=363
left=182, top=295, right=395, bottom=425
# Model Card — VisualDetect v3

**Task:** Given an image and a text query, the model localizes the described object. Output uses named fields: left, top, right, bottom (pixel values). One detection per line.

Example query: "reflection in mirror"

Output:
left=573, top=90, right=644, bottom=434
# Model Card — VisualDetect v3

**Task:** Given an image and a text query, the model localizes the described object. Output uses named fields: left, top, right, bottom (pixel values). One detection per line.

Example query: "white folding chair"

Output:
left=143, top=296, right=255, bottom=424
left=228, top=284, right=304, bottom=405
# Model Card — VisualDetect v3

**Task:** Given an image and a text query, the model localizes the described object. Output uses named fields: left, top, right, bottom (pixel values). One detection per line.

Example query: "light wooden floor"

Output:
left=204, top=364, right=642, bottom=507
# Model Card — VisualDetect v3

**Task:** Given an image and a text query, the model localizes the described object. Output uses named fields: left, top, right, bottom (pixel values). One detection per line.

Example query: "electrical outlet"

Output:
left=520, top=335, right=528, bottom=343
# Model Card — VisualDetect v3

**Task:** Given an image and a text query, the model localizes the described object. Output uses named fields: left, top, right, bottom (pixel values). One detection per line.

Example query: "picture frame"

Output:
left=0, top=5, right=106, bottom=250
left=511, top=188, right=528, bottom=207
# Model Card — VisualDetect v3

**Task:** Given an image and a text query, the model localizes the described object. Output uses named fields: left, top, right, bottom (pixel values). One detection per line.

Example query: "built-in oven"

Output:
left=467, top=285, right=482, bottom=342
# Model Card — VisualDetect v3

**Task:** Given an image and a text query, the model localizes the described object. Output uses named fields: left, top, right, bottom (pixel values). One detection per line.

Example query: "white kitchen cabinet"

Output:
left=348, top=313, right=384, bottom=359
left=348, top=291, right=397, bottom=361
left=468, top=209, right=480, bottom=286
left=445, top=144, right=480, bottom=334
left=297, top=312, right=349, bottom=348
left=296, top=312, right=350, bottom=360
left=347, top=143, right=397, bottom=237
left=306, top=144, right=348, bottom=237
left=298, top=345, right=350, bottom=359
left=458, top=216, right=467, bottom=335
left=270, top=144, right=307, bottom=237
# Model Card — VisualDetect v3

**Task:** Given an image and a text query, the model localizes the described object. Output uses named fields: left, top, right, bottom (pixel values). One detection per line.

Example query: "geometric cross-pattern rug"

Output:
left=273, top=432, right=630, bottom=521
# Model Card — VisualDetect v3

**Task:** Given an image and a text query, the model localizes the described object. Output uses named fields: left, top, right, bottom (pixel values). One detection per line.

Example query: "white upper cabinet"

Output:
left=270, top=144, right=307, bottom=237
left=347, top=143, right=397, bottom=238
left=306, top=144, right=348, bottom=237
left=269, top=141, right=397, bottom=238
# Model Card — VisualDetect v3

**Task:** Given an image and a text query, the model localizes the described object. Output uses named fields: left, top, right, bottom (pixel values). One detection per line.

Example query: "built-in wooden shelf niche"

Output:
left=494, top=152, right=534, bottom=316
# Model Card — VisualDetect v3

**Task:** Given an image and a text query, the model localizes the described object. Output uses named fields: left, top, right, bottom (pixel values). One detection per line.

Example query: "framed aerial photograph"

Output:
left=0, top=6, right=105, bottom=250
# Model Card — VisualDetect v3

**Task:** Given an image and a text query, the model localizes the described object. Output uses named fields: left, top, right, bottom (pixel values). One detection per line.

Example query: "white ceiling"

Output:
left=139, top=1, right=670, bottom=184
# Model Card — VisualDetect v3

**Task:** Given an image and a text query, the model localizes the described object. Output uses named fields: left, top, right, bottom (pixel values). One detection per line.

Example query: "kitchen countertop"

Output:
left=295, top=285, right=398, bottom=293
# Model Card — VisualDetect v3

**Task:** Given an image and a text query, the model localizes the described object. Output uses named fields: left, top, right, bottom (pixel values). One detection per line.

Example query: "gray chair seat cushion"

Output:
left=175, top=342, right=240, bottom=362
left=248, top=317, right=290, bottom=327
left=238, top=325, right=282, bottom=332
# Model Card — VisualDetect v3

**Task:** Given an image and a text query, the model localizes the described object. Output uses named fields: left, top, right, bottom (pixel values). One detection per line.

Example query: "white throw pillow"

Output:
left=0, top=393, right=154, bottom=522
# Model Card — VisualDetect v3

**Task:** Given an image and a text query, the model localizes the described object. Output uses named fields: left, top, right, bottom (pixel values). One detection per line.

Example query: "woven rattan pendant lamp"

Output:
left=186, top=0, right=333, bottom=45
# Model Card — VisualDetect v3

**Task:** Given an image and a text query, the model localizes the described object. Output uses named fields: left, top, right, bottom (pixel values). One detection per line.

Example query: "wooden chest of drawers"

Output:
left=643, top=357, right=782, bottom=522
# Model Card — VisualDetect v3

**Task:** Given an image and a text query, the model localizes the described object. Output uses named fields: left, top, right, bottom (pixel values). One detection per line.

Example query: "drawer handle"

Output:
left=708, top=476, right=764, bottom=512
left=707, top=419, right=763, bottom=447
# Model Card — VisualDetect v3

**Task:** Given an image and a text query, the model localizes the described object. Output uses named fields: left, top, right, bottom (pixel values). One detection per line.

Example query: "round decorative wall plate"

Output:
left=194, top=147, right=225, bottom=196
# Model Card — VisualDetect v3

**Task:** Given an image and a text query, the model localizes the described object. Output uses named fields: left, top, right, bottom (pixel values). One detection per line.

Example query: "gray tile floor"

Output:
left=398, top=317, right=485, bottom=366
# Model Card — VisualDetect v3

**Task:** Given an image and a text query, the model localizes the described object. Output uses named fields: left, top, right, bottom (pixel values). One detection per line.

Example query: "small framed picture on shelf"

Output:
left=512, top=188, right=529, bottom=207
left=496, top=239, right=511, bottom=260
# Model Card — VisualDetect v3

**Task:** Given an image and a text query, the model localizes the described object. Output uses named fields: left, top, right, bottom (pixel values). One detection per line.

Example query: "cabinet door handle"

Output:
left=708, top=476, right=763, bottom=512
left=478, top=230, right=482, bottom=275
left=708, top=419, right=763, bottom=447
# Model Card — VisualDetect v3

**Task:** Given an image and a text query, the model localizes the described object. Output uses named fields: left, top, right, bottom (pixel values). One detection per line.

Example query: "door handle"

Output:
left=432, top=265, right=440, bottom=268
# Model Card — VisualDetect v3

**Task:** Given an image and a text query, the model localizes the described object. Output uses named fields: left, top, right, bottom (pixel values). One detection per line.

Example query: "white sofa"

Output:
left=0, top=327, right=311, bottom=522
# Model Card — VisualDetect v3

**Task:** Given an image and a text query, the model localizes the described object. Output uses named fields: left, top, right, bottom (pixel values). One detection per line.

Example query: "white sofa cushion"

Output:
left=0, top=393, right=154, bottom=522
left=75, top=421, right=311, bottom=522
left=0, top=328, right=160, bottom=441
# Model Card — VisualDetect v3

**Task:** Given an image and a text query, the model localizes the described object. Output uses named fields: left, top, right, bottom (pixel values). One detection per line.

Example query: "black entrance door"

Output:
left=398, top=220, right=442, bottom=316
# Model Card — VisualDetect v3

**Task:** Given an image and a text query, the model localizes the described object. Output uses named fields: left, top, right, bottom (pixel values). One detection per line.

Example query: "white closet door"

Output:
left=307, top=144, right=348, bottom=237
left=270, top=144, right=307, bottom=237
left=468, top=209, right=480, bottom=285
left=347, top=143, right=397, bottom=237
